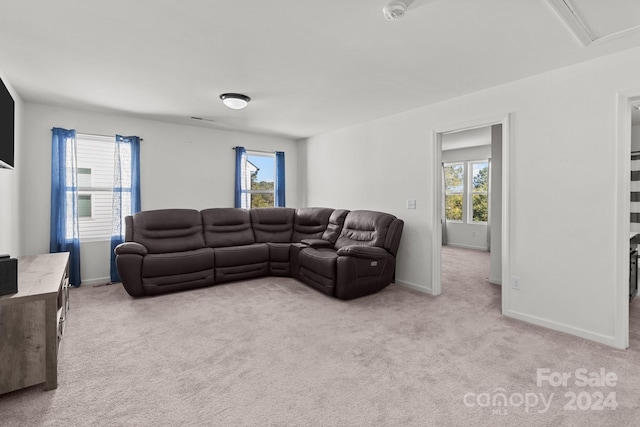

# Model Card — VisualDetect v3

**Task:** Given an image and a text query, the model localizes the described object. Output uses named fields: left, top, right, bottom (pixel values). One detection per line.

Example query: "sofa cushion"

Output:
left=322, top=209, right=349, bottom=244
left=250, top=208, right=295, bottom=243
left=214, top=243, right=269, bottom=268
left=292, top=207, right=334, bottom=242
left=298, top=247, right=338, bottom=294
left=202, top=208, right=255, bottom=248
left=268, top=242, right=293, bottom=276
left=214, top=243, right=269, bottom=284
left=335, top=210, right=395, bottom=250
left=268, top=242, right=291, bottom=263
left=141, top=248, right=214, bottom=278
left=132, top=209, right=205, bottom=254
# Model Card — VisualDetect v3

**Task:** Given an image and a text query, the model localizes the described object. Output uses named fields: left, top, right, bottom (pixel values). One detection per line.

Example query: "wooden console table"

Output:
left=0, top=252, right=70, bottom=394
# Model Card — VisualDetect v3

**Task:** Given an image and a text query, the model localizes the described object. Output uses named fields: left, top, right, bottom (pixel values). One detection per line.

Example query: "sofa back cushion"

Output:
left=292, top=208, right=334, bottom=242
left=131, top=209, right=205, bottom=254
left=250, top=208, right=295, bottom=243
left=201, top=208, right=255, bottom=248
left=322, top=209, right=349, bottom=244
left=335, top=210, right=396, bottom=250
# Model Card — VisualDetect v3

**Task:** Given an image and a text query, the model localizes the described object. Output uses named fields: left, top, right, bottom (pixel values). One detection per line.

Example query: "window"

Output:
left=235, top=147, right=285, bottom=208
left=77, top=168, right=93, bottom=218
left=444, top=160, right=489, bottom=224
left=470, top=161, right=489, bottom=223
left=444, top=163, right=464, bottom=221
left=240, top=152, right=276, bottom=209
left=65, top=134, right=132, bottom=240
left=78, top=194, right=92, bottom=218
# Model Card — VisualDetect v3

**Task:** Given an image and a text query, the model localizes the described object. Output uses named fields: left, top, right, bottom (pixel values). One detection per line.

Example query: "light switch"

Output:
left=407, top=199, right=417, bottom=209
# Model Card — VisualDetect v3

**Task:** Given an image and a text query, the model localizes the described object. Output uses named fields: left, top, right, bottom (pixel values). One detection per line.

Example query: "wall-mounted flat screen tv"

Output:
left=0, top=77, right=15, bottom=169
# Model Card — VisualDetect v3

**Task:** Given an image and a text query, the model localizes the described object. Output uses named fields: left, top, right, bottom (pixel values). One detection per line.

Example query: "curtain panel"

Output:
left=275, top=151, right=285, bottom=207
left=234, top=146, right=247, bottom=208
left=110, top=135, right=141, bottom=283
left=50, top=127, right=82, bottom=287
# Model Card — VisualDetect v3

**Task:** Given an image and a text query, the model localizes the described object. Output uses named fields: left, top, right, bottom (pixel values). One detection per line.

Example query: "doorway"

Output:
left=631, top=103, right=640, bottom=347
left=441, top=126, right=496, bottom=301
left=431, top=114, right=511, bottom=315
left=616, top=92, right=640, bottom=349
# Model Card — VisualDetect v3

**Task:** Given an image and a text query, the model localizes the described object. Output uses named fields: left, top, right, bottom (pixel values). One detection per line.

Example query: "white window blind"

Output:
left=65, top=134, right=125, bottom=241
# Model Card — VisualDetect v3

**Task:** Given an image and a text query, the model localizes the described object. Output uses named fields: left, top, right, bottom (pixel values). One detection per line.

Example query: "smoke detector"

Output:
left=383, top=1, right=407, bottom=20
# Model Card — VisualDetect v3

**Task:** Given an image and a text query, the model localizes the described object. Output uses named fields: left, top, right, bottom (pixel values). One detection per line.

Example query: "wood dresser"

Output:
left=0, top=252, right=70, bottom=394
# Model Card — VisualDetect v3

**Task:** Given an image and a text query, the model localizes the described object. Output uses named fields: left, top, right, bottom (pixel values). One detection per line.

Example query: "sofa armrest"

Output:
left=336, top=245, right=389, bottom=259
left=115, top=242, right=148, bottom=256
left=300, top=238, right=334, bottom=248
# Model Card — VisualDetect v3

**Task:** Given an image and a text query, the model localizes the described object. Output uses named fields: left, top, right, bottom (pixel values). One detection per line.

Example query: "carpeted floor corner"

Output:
left=1, top=246, right=639, bottom=426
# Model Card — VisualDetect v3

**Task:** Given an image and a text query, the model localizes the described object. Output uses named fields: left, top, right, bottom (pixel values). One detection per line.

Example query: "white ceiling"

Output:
left=1, top=0, right=640, bottom=140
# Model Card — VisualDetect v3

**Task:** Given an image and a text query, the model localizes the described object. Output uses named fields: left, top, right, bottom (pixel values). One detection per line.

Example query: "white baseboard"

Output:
left=395, top=280, right=433, bottom=295
left=505, top=309, right=619, bottom=348
left=489, top=277, right=502, bottom=285
left=80, top=277, right=111, bottom=287
left=445, top=243, right=489, bottom=251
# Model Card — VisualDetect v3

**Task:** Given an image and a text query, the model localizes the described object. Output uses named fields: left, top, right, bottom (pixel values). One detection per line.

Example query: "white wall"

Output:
left=22, top=103, right=298, bottom=284
left=0, top=71, right=23, bottom=257
left=300, top=45, right=640, bottom=347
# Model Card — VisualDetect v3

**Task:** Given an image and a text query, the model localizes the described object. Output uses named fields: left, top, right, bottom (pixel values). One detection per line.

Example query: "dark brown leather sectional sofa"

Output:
left=114, top=207, right=403, bottom=300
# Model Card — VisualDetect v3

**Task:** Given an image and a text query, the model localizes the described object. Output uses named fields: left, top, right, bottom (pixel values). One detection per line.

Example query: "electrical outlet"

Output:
left=407, top=199, right=416, bottom=209
left=511, top=276, right=521, bottom=290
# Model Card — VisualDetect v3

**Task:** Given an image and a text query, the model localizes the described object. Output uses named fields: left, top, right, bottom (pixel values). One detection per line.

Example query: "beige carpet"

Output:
left=1, top=246, right=639, bottom=426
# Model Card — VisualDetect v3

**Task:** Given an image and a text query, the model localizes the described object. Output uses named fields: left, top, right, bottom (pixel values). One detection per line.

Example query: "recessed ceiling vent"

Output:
left=190, top=116, right=215, bottom=123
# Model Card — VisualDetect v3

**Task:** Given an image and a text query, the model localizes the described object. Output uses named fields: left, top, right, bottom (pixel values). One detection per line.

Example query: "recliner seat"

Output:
left=298, top=210, right=403, bottom=299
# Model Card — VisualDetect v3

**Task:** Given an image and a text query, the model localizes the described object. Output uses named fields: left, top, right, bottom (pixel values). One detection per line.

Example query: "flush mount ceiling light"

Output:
left=383, top=1, right=407, bottom=20
left=220, top=93, right=251, bottom=110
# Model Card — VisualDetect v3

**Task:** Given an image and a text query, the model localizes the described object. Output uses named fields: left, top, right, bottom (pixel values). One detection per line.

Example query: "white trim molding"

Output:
left=396, top=279, right=432, bottom=295
left=612, top=89, right=640, bottom=349
left=506, top=309, right=617, bottom=348
left=546, top=0, right=640, bottom=46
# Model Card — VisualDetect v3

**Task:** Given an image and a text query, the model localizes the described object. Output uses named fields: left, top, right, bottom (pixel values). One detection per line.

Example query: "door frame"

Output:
left=614, top=90, right=640, bottom=349
left=431, top=113, right=511, bottom=314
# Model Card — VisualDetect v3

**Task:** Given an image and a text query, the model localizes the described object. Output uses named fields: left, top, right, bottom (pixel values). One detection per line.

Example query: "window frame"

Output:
left=468, top=160, right=489, bottom=224
left=444, top=162, right=465, bottom=223
left=65, top=134, right=133, bottom=242
left=243, top=151, right=276, bottom=209
left=444, top=159, right=490, bottom=225
left=77, top=192, right=93, bottom=219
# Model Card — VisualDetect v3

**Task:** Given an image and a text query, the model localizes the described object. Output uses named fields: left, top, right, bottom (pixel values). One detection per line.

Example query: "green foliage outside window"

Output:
left=444, top=164, right=464, bottom=221
left=471, top=164, right=489, bottom=222
left=250, top=172, right=275, bottom=208
left=445, top=194, right=463, bottom=221
left=472, top=193, right=488, bottom=222
left=473, top=166, right=489, bottom=191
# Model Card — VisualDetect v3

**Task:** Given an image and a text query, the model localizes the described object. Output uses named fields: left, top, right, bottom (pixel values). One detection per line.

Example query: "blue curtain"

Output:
left=275, top=151, right=285, bottom=207
left=50, top=128, right=81, bottom=287
left=234, top=146, right=246, bottom=208
left=110, top=135, right=141, bottom=283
